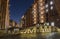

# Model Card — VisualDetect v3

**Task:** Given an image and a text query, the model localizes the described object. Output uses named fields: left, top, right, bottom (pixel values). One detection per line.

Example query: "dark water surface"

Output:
left=0, top=32, right=60, bottom=39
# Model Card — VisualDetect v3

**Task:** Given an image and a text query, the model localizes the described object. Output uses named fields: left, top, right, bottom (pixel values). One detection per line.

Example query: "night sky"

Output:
left=10, top=0, right=34, bottom=23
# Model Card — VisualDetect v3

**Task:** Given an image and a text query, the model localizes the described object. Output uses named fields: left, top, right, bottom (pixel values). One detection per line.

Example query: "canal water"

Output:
left=0, top=32, right=60, bottom=39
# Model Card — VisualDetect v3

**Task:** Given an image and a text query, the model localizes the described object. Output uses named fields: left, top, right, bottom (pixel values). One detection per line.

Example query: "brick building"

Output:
left=0, top=0, right=10, bottom=29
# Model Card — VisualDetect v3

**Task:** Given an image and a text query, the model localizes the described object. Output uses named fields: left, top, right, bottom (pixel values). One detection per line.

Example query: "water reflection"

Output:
left=0, top=32, right=60, bottom=39
left=46, top=32, right=56, bottom=39
left=20, top=32, right=60, bottom=39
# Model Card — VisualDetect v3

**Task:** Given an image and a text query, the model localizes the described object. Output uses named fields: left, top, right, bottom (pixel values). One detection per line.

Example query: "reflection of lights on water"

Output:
left=20, top=34, right=36, bottom=37
left=47, top=33, right=55, bottom=37
left=46, top=32, right=56, bottom=39
left=41, top=32, right=56, bottom=39
left=41, top=33, right=50, bottom=36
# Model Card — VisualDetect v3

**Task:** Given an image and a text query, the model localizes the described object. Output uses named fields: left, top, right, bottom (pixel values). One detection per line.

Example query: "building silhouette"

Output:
left=0, top=0, right=10, bottom=29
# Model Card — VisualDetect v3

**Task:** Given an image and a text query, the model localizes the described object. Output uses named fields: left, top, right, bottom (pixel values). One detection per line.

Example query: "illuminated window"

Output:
left=40, top=3, right=43, bottom=6
left=34, top=21, right=36, bottom=24
left=46, top=23, right=49, bottom=26
left=34, top=9, right=36, bottom=11
left=33, top=15, right=36, bottom=18
left=32, top=5, right=37, bottom=14
left=51, top=22, right=54, bottom=26
left=34, top=18, right=36, bottom=21
left=50, top=1, right=53, bottom=5
left=40, top=20, right=44, bottom=23
left=34, top=5, right=36, bottom=8
left=46, top=9, right=48, bottom=12
left=40, top=17, right=44, bottom=20
left=50, top=6, right=53, bottom=10
left=32, top=9, right=37, bottom=14
left=39, top=0, right=45, bottom=23
left=45, top=4, right=48, bottom=8
left=33, top=18, right=36, bottom=24
left=34, top=3, right=37, bottom=8
left=39, top=0, right=43, bottom=2
left=39, top=6, right=44, bottom=10
left=41, top=16, right=44, bottom=18
left=33, top=12, right=36, bottom=14
left=34, top=12, right=36, bottom=14
left=40, top=11, right=44, bottom=14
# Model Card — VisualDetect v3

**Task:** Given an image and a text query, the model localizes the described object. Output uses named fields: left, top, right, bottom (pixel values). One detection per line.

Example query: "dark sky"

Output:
left=10, top=0, right=34, bottom=23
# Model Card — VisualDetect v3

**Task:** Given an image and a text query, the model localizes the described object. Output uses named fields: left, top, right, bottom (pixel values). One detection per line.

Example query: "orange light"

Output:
left=40, top=20, right=44, bottom=23
left=40, top=3, right=43, bottom=6
left=34, top=14, right=36, bottom=17
left=39, top=0, right=45, bottom=23
left=41, top=16, right=44, bottom=18
left=39, top=0, right=43, bottom=2
left=40, top=6, right=44, bottom=10
left=33, top=18, right=36, bottom=24
left=34, top=21, right=36, bottom=24
left=40, top=11, right=44, bottom=14
left=34, top=18, right=36, bottom=21
left=34, top=3, right=37, bottom=8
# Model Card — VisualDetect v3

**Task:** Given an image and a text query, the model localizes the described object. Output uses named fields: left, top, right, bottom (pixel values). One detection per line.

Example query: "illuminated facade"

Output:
left=21, top=0, right=60, bottom=28
left=21, top=8, right=34, bottom=27
left=45, top=0, right=60, bottom=27
left=21, top=0, right=46, bottom=27
left=0, top=0, right=10, bottom=29
left=38, top=0, right=45, bottom=24
left=32, top=2, right=37, bottom=24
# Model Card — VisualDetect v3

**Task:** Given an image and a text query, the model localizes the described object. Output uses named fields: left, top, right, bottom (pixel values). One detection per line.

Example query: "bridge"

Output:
left=20, top=25, right=59, bottom=34
left=7, top=25, right=60, bottom=34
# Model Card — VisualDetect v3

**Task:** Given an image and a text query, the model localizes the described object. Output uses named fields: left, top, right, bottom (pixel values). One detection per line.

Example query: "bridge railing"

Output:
left=20, top=26, right=59, bottom=34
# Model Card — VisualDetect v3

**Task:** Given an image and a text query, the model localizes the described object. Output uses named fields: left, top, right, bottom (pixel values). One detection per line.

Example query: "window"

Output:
left=45, top=4, right=48, bottom=8
left=40, top=20, right=44, bottom=23
left=34, top=18, right=36, bottom=21
left=50, top=6, right=53, bottom=10
left=46, top=9, right=48, bottom=12
left=33, top=14, right=36, bottom=18
left=51, top=22, right=54, bottom=26
left=46, top=22, right=49, bottom=26
left=40, top=11, right=44, bottom=14
left=34, top=21, right=36, bottom=24
left=40, top=15, right=44, bottom=18
left=50, top=1, right=53, bottom=5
